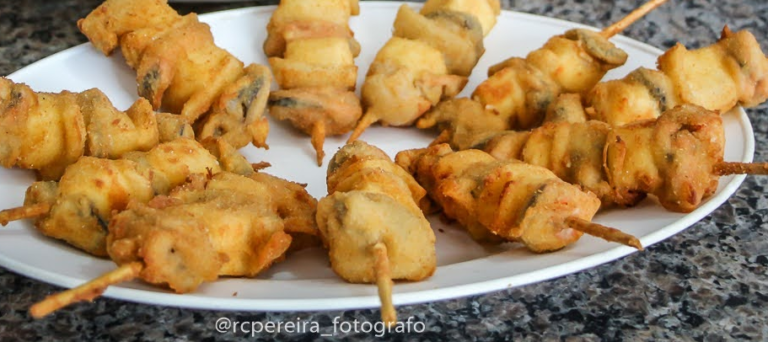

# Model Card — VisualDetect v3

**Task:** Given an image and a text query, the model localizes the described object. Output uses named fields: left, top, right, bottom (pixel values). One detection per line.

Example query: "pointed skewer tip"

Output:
left=599, top=0, right=668, bottom=39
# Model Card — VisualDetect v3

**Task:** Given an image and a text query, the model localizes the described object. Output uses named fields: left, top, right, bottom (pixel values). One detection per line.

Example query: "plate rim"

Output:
left=1, top=2, right=753, bottom=312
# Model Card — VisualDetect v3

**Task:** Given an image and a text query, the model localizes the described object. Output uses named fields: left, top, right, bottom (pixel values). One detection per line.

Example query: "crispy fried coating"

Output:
left=108, top=171, right=319, bottom=292
left=264, top=0, right=360, bottom=58
left=269, top=87, right=362, bottom=136
left=77, top=89, right=158, bottom=159
left=588, top=27, right=768, bottom=126
left=587, top=68, right=680, bottom=126
left=127, top=14, right=243, bottom=122
left=394, top=5, right=484, bottom=77
left=317, top=192, right=435, bottom=281
left=317, top=141, right=436, bottom=324
left=266, top=0, right=362, bottom=165
left=248, top=171, right=321, bottom=251
left=544, top=93, right=588, bottom=123
left=199, top=137, right=259, bottom=178
left=76, top=0, right=179, bottom=56
left=418, top=93, right=586, bottom=152
left=195, top=64, right=272, bottom=149
left=270, top=37, right=358, bottom=91
left=269, top=87, right=362, bottom=165
left=417, top=98, right=507, bottom=151
left=348, top=2, right=499, bottom=142
left=0, top=79, right=85, bottom=181
left=420, top=0, right=501, bottom=36
left=605, top=104, right=724, bottom=212
left=520, top=121, right=616, bottom=207
left=659, top=27, right=768, bottom=113
left=12, top=139, right=226, bottom=256
left=156, top=113, right=195, bottom=142
left=30, top=170, right=319, bottom=317
left=0, top=78, right=191, bottom=180
left=467, top=104, right=725, bottom=212
left=471, top=29, right=627, bottom=131
left=350, top=37, right=467, bottom=140
left=79, top=0, right=271, bottom=148
left=395, top=144, right=602, bottom=253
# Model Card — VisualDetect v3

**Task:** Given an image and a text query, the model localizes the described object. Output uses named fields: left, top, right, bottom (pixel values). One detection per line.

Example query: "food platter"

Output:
left=0, top=2, right=752, bottom=311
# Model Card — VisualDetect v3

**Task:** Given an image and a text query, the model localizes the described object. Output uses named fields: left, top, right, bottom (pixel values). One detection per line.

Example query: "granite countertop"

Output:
left=1, top=0, right=767, bottom=341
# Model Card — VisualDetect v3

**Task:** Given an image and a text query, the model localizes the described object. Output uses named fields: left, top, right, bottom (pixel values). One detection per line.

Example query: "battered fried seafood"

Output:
left=0, top=138, right=247, bottom=256
left=418, top=0, right=665, bottom=133
left=395, top=144, right=642, bottom=252
left=0, top=78, right=192, bottom=180
left=78, top=0, right=271, bottom=149
left=266, top=0, right=362, bottom=165
left=346, top=0, right=500, bottom=142
left=422, top=93, right=587, bottom=152
left=29, top=171, right=319, bottom=318
left=587, top=26, right=768, bottom=126
left=317, top=141, right=436, bottom=325
left=471, top=104, right=768, bottom=212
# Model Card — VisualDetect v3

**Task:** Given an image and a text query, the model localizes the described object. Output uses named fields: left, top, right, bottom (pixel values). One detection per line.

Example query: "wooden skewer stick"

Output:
left=372, top=242, right=397, bottom=327
left=311, top=121, right=327, bottom=166
left=29, top=262, right=143, bottom=319
left=600, top=0, right=668, bottom=39
left=347, top=113, right=377, bottom=144
left=0, top=203, right=51, bottom=226
left=566, top=217, right=644, bottom=250
left=714, top=161, right=768, bottom=176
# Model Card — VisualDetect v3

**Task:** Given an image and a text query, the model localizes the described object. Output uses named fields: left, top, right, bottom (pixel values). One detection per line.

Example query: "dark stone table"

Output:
left=1, top=0, right=766, bottom=340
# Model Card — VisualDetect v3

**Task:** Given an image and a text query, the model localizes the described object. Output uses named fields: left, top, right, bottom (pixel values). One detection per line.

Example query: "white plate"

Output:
left=0, top=3, right=752, bottom=312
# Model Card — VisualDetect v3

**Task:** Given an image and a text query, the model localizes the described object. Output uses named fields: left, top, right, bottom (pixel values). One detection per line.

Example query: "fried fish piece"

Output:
left=395, top=144, right=641, bottom=252
left=317, top=141, right=436, bottom=326
left=348, top=1, right=500, bottom=142
left=30, top=170, right=319, bottom=318
left=469, top=29, right=627, bottom=132
left=444, top=104, right=752, bottom=213
left=415, top=4, right=672, bottom=138
left=79, top=0, right=271, bottom=149
left=0, top=78, right=191, bottom=180
left=349, top=37, right=467, bottom=142
left=264, top=0, right=360, bottom=58
left=109, top=171, right=319, bottom=286
left=588, top=27, right=768, bottom=126
left=0, top=138, right=257, bottom=256
left=266, top=0, right=362, bottom=165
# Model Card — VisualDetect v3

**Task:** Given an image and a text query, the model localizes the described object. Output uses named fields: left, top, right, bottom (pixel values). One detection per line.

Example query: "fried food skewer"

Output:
left=347, top=0, right=501, bottom=143
left=455, top=104, right=768, bottom=212
left=266, top=0, right=361, bottom=163
left=418, top=0, right=666, bottom=135
left=265, top=0, right=362, bottom=165
left=0, top=78, right=193, bottom=180
left=317, top=141, right=436, bottom=325
left=79, top=0, right=272, bottom=149
left=395, top=144, right=642, bottom=252
left=587, top=26, right=768, bottom=126
left=30, top=171, right=320, bottom=318
left=0, top=138, right=253, bottom=256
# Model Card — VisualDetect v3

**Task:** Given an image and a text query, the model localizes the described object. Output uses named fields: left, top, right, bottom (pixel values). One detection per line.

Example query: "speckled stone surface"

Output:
left=1, top=0, right=767, bottom=341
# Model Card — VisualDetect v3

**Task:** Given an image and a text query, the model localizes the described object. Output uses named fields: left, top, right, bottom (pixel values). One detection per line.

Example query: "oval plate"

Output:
left=0, top=2, right=752, bottom=311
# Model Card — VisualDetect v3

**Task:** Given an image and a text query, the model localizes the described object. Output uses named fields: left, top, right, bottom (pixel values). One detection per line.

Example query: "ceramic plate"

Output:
left=0, top=2, right=752, bottom=311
